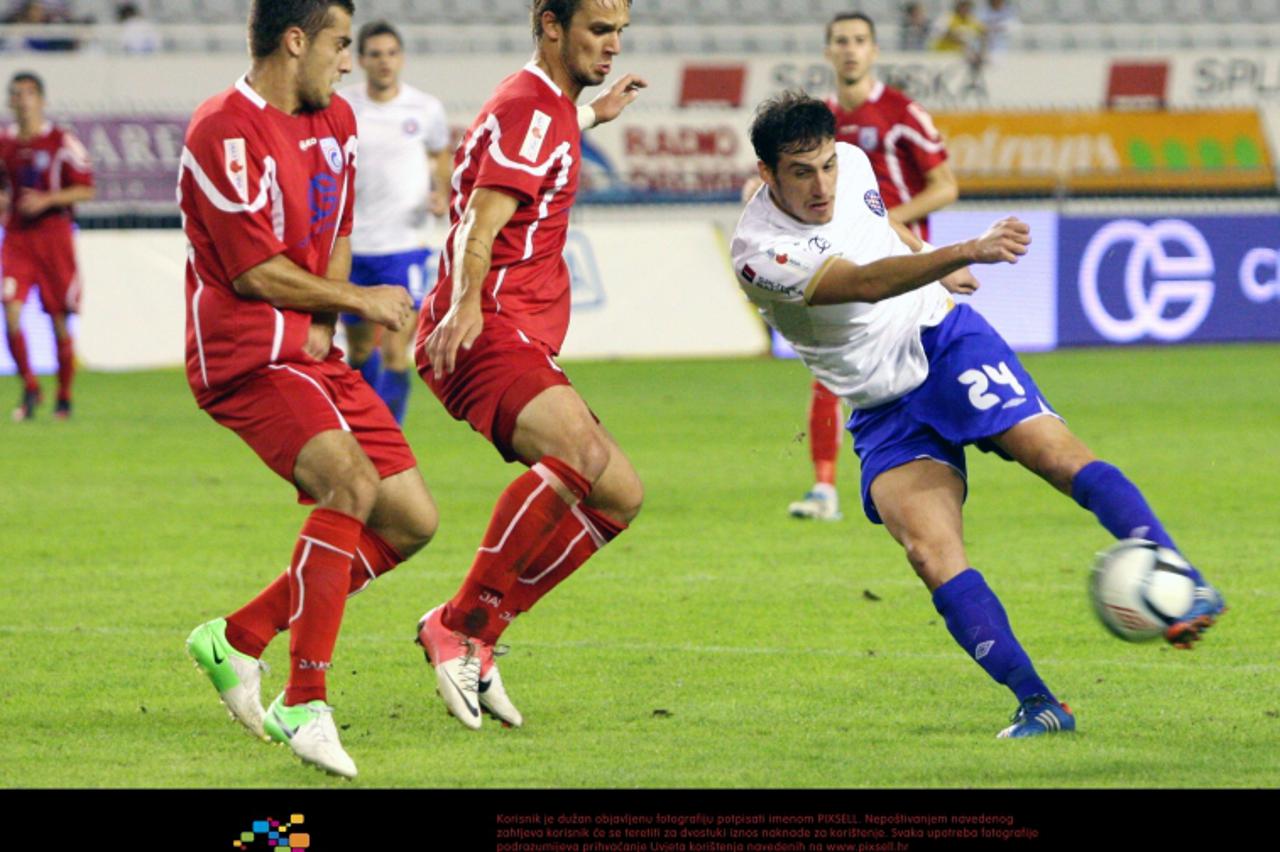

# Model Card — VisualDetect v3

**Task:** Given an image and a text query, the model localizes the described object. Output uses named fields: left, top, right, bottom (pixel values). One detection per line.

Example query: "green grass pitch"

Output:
left=1, top=344, right=1277, bottom=788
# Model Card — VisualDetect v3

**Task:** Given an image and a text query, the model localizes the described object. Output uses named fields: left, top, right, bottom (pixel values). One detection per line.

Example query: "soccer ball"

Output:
left=1089, top=538, right=1197, bottom=641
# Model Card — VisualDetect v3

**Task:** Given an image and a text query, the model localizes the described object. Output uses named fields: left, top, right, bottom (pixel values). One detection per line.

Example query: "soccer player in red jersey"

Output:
left=0, top=71, right=94, bottom=421
left=413, top=0, right=645, bottom=730
left=179, top=0, right=438, bottom=778
left=788, top=12, right=959, bottom=521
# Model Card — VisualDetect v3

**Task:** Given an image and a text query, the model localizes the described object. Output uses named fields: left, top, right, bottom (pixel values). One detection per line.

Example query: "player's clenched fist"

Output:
left=361, top=285, right=414, bottom=331
left=970, top=217, right=1031, bottom=264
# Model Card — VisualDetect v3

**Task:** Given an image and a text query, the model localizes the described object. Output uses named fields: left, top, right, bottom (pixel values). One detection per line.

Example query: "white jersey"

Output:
left=341, top=82, right=450, bottom=255
left=730, top=142, right=953, bottom=410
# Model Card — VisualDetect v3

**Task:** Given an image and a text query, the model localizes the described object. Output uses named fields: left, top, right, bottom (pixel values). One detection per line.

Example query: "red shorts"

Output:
left=1, top=229, right=81, bottom=315
left=417, top=317, right=572, bottom=462
left=201, top=356, right=417, bottom=503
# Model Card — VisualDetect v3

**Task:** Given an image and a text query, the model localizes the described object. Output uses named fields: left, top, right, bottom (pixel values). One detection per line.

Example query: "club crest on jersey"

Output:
left=223, top=138, right=248, bottom=203
left=864, top=189, right=886, bottom=217
left=402, top=117, right=419, bottom=137
left=858, top=127, right=879, bottom=151
left=319, top=137, right=344, bottom=173
left=33, top=150, right=51, bottom=171
left=520, top=110, right=552, bottom=162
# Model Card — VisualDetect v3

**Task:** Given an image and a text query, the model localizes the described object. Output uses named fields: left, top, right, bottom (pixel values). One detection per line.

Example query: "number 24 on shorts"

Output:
left=958, top=361, right=1026, bottom=410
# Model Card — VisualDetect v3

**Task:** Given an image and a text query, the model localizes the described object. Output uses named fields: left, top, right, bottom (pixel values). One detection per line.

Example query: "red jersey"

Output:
left=178, top=77, right=357, bottom=401
left=0, top=121, right=93, bottom=234
left=827, top=82, right=948, bottom=240
left=423, top=63, right=580, bottom=354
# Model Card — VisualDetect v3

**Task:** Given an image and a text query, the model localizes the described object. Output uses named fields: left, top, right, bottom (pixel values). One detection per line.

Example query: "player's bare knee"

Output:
left=314, top=458, right=380, bottom=519
left=548, top=429, right=611, bottom=483
left=901, top=537, right=960, bottom=588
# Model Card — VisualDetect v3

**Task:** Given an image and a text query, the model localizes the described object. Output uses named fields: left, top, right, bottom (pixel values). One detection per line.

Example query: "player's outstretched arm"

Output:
left=423, top=187, right=519, bottom=379
left=808, top=216, right=1029, bottom=306
left=233, top=252, right=413, bottom=331
left=580, top=73, right=647, bottom=129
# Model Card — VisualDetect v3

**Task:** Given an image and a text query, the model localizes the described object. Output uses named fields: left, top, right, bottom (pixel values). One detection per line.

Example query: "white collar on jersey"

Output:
left=868, top=80, right=886, bottom=103
left=235, top=74, right=268, bottom=110
left=523, top=61, right=564, bottom=100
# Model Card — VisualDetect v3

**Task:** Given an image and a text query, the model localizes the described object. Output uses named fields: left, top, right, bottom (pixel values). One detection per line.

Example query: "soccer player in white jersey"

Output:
left=339, top=20, right=451, bottom=423
left=731, top=93, right=1225, bottom=737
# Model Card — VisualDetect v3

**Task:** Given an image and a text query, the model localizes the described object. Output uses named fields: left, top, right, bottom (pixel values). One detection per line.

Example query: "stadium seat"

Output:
left=1167, top=0, right=1205, bottom=20
left=1054, top=0, right=1092, bottom=22
left=1205, top=0, right=1249, bottom=19
left=1016, top=0, right=1056, bottom=24
left=1126, top=0, right=1168, bottom=22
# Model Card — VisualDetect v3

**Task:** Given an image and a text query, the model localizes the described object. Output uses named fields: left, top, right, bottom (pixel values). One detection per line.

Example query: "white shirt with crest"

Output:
left=341, top=83, right=450, bottom=256
left=730, top=142, right=953, bottom=410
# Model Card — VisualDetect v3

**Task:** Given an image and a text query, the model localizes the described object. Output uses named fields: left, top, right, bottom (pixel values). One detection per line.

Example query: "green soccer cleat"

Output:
left=185, top=618, right=268, bottom=740
left=263, top=693, right=357, bottom=779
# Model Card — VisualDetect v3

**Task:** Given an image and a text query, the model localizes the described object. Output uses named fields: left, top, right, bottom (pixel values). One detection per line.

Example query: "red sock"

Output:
left=809, top=381, right=842, bottom=486
left=226, top=527, right=402, bottom=658
left=444, top=456, right=591, bottom=644
left=284, top=508, right=363, bottom=705
left=497, top=505, right=626, bottom=637
left=55, top=336, right=74, bottom=402
left=6, top=325, right=37, bottom=390
left=348, top=527, right=403, bottom=596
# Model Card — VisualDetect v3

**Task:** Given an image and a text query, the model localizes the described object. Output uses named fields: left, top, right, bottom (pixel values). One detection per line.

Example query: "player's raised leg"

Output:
left=790, top=380, right=843, bottom=520
left=992, top=415, right=1225, bottom=647
left=870, top=458, right=1074, bottom=738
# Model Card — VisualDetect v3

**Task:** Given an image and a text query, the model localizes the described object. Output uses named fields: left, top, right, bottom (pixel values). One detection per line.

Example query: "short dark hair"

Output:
left=9, top=71, right=44, bottom=96
left=249, top=0, right=354, bottom=60
left=530, top=0, right=632, bottom=39
left=825, top=11, right=876, bottom=43
left=750, top=91, right=836, bottom=172
left=357, top=19, right=401, bottom=55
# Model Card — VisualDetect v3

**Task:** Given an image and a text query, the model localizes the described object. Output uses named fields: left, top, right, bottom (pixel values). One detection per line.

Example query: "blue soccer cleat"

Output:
left=997, top=694, right=1076, bottom=739
left=1164, top=583, right=1227, bottom=649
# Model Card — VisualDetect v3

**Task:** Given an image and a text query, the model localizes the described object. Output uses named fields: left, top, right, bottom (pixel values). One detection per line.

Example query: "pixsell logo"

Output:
left=1078, top=219, right=1215, bottom=342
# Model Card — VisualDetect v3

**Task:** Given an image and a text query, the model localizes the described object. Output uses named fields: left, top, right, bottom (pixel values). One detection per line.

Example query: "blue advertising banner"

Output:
left=1059, top=216, right=1280, bottom=345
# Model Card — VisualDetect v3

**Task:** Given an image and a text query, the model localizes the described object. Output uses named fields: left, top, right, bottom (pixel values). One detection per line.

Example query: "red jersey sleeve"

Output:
left=473, top=98, right=560, bottom=205
left=57, top=130, right=94, bottom=188
left=899, top=100, right=949, bottom=174
left=181, top=114, right=287, bottom=281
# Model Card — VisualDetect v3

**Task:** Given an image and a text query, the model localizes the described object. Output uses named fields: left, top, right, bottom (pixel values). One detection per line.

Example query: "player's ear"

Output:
left=540, top=10, right=564, bottom=42
left=282, top=25, right=308, bottom=59
left=756, top=160, right=773, bottom=187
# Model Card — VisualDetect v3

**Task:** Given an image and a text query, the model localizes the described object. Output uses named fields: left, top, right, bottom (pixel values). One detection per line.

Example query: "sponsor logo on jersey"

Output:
left=808, top=236, right=831, bottom=253
left=858, top=126, right=879, bottom=151
left=741, top=264, right=757, bottom=283
left=306, top=173, right=340, bottom=241
left=748, top=276, right=794, bottom=295
left=519, top=110, right=552, bottom=162
left=864, top=189, right=886, bottom=216
left=299, top=137, right=318, bottom=151
left=319, top=137, right=344, bottom=173
left=223, top=138, right=248, bottom=203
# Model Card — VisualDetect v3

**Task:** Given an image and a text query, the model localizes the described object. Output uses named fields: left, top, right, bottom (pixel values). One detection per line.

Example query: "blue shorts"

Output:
left=848, top=304, right=1060, bottom=525
left=342, top=248, right=435, bottom=324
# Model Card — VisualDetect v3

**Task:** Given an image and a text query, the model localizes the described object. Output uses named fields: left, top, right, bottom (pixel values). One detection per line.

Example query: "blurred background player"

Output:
left=339, top=18, right=451, bottom=424
left=414, top=0, right=645, bottom=731
left=0, top=70, right=94, bottom=421
left=732, top=93, right=1226, bottom=736
left=793, top=12, right=958, bottom=521
left=180, top=0, right=437, bottom=778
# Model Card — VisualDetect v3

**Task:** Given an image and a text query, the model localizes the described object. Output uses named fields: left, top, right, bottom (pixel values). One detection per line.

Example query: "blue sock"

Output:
left=932, top=568, right=1053, bottom=704
left=1070, top=461, right=1203, bottom=582
left=377, top=368, right=410, bottom=424
left=353, top=348, right=382, bottom=388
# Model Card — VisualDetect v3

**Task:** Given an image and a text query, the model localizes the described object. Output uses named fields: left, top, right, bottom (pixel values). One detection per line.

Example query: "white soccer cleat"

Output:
left=263, top=694, right=357, bottom=779
left=787, top=483, right=842, bottom=521
left=185, top=618, right=268, bottom=740
left=416, top=606, right=484, bottom=730
left=479, top=646, right=523, bottom=728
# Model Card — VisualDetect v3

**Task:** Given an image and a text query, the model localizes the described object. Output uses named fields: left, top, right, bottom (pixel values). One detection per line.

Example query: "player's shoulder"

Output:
left=398, top=82, right=443, bottom=110
left=835, top=139, right=873, bottom=173
left=186, top=84, right=261, bottom=145
left=876, top=83, right=918, bottom=113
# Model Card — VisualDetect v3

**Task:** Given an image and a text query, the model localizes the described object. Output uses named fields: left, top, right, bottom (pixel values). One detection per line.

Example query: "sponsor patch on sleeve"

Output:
left=224, top=137, right=248, bottom=203
left=519, top=110, right=552, bottom=162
